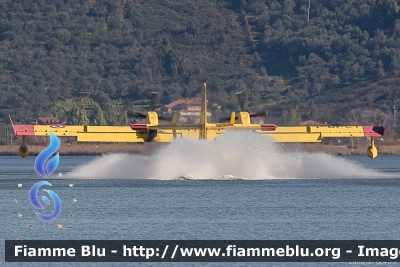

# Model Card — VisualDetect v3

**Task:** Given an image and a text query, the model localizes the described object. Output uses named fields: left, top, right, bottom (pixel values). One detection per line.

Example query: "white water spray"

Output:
left=68, top=131, right=384, bottom=180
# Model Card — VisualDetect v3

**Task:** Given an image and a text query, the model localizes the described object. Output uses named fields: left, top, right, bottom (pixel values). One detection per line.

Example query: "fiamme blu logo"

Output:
left=29, top=132, right=62, bottom=221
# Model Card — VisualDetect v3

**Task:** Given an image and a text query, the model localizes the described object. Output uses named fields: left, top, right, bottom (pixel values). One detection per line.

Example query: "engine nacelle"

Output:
left=238, top=112, right=251, bottom=124
left=18, top=145, right=28, bottom=158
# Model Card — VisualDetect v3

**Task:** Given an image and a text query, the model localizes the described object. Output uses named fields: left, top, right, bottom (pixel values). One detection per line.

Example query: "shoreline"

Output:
left=1, top=143, right=399, bottom=156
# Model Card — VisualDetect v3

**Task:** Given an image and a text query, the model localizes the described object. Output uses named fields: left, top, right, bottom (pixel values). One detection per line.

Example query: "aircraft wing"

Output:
left=197, top=123, right=385, bottom=142
left=9, top=115, right=203, bottom=142
left=257, top=125, right=385, bottom=142
left=10, top=117, right=385, bottom=143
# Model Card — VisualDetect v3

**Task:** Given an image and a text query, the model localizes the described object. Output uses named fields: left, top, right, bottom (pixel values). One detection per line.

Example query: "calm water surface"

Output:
left=1, top=155, right=400, bottom=267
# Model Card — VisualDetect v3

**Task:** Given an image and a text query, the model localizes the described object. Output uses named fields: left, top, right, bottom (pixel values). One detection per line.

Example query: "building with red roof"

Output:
left=31, top=117, right=66, bottom=125
left=166, top=99, right=211, bottom=123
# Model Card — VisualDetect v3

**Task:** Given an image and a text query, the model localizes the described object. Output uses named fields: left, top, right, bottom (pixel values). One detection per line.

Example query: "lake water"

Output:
left=1, top=132, right=400, bottom=266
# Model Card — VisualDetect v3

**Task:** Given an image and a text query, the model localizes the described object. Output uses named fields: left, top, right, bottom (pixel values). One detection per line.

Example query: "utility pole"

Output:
left=307, top=0, right=310, bottom=21
left=394, top=105, right=398, bottom=126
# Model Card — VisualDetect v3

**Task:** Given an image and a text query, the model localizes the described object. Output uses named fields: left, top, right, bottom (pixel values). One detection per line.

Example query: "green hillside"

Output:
left=1, top=0, right=400, bottom=143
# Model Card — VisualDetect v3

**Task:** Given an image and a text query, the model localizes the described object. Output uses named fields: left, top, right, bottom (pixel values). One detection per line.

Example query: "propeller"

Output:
left=127, top=110, right=173, bottom=121
left=218, top=92, right=267, bottom=122
left=150, top=92, right=158, bottom=111
left=127, top=110, right=146, bottom=119
left=235, top=92, right=245, bottom=112
left=127, top=92, right=173, bottom=121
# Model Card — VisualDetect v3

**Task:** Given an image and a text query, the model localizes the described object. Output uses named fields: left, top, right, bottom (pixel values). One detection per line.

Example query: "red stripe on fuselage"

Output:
left=362, top=126, right=385, bottom=137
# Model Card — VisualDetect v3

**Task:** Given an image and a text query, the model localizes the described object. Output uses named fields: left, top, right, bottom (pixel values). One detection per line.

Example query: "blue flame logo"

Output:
left=34, top=131, right=60, bottom=178
left=29, top=181, right=61, bottom=221
left=30, top=131, right=62, bottom=221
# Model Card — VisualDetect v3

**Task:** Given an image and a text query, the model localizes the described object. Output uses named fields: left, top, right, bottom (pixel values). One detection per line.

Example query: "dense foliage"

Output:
left=247, top=0, right=400, bottom=126
left=1, top=0, right=400, bottom=143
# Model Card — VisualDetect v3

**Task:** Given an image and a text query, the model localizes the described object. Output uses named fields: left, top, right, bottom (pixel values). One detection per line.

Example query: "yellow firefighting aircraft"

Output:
left=10, top=82, right=385, bottom=159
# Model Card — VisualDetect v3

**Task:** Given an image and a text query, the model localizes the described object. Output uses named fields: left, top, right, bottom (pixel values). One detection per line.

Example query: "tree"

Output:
left=67, top=107, right=89, bottom=125
left=90, top=103, right=107, bottom=125
left=282, top=108, right=301, bottom=126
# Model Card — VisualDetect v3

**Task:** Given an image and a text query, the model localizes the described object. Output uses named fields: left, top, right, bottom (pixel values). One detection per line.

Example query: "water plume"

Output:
left=68, top=131, right=385, bottom=180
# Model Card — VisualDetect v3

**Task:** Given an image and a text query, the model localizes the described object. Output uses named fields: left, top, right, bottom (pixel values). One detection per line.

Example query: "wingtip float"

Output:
left=9, top=83, right=386, bottom=159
